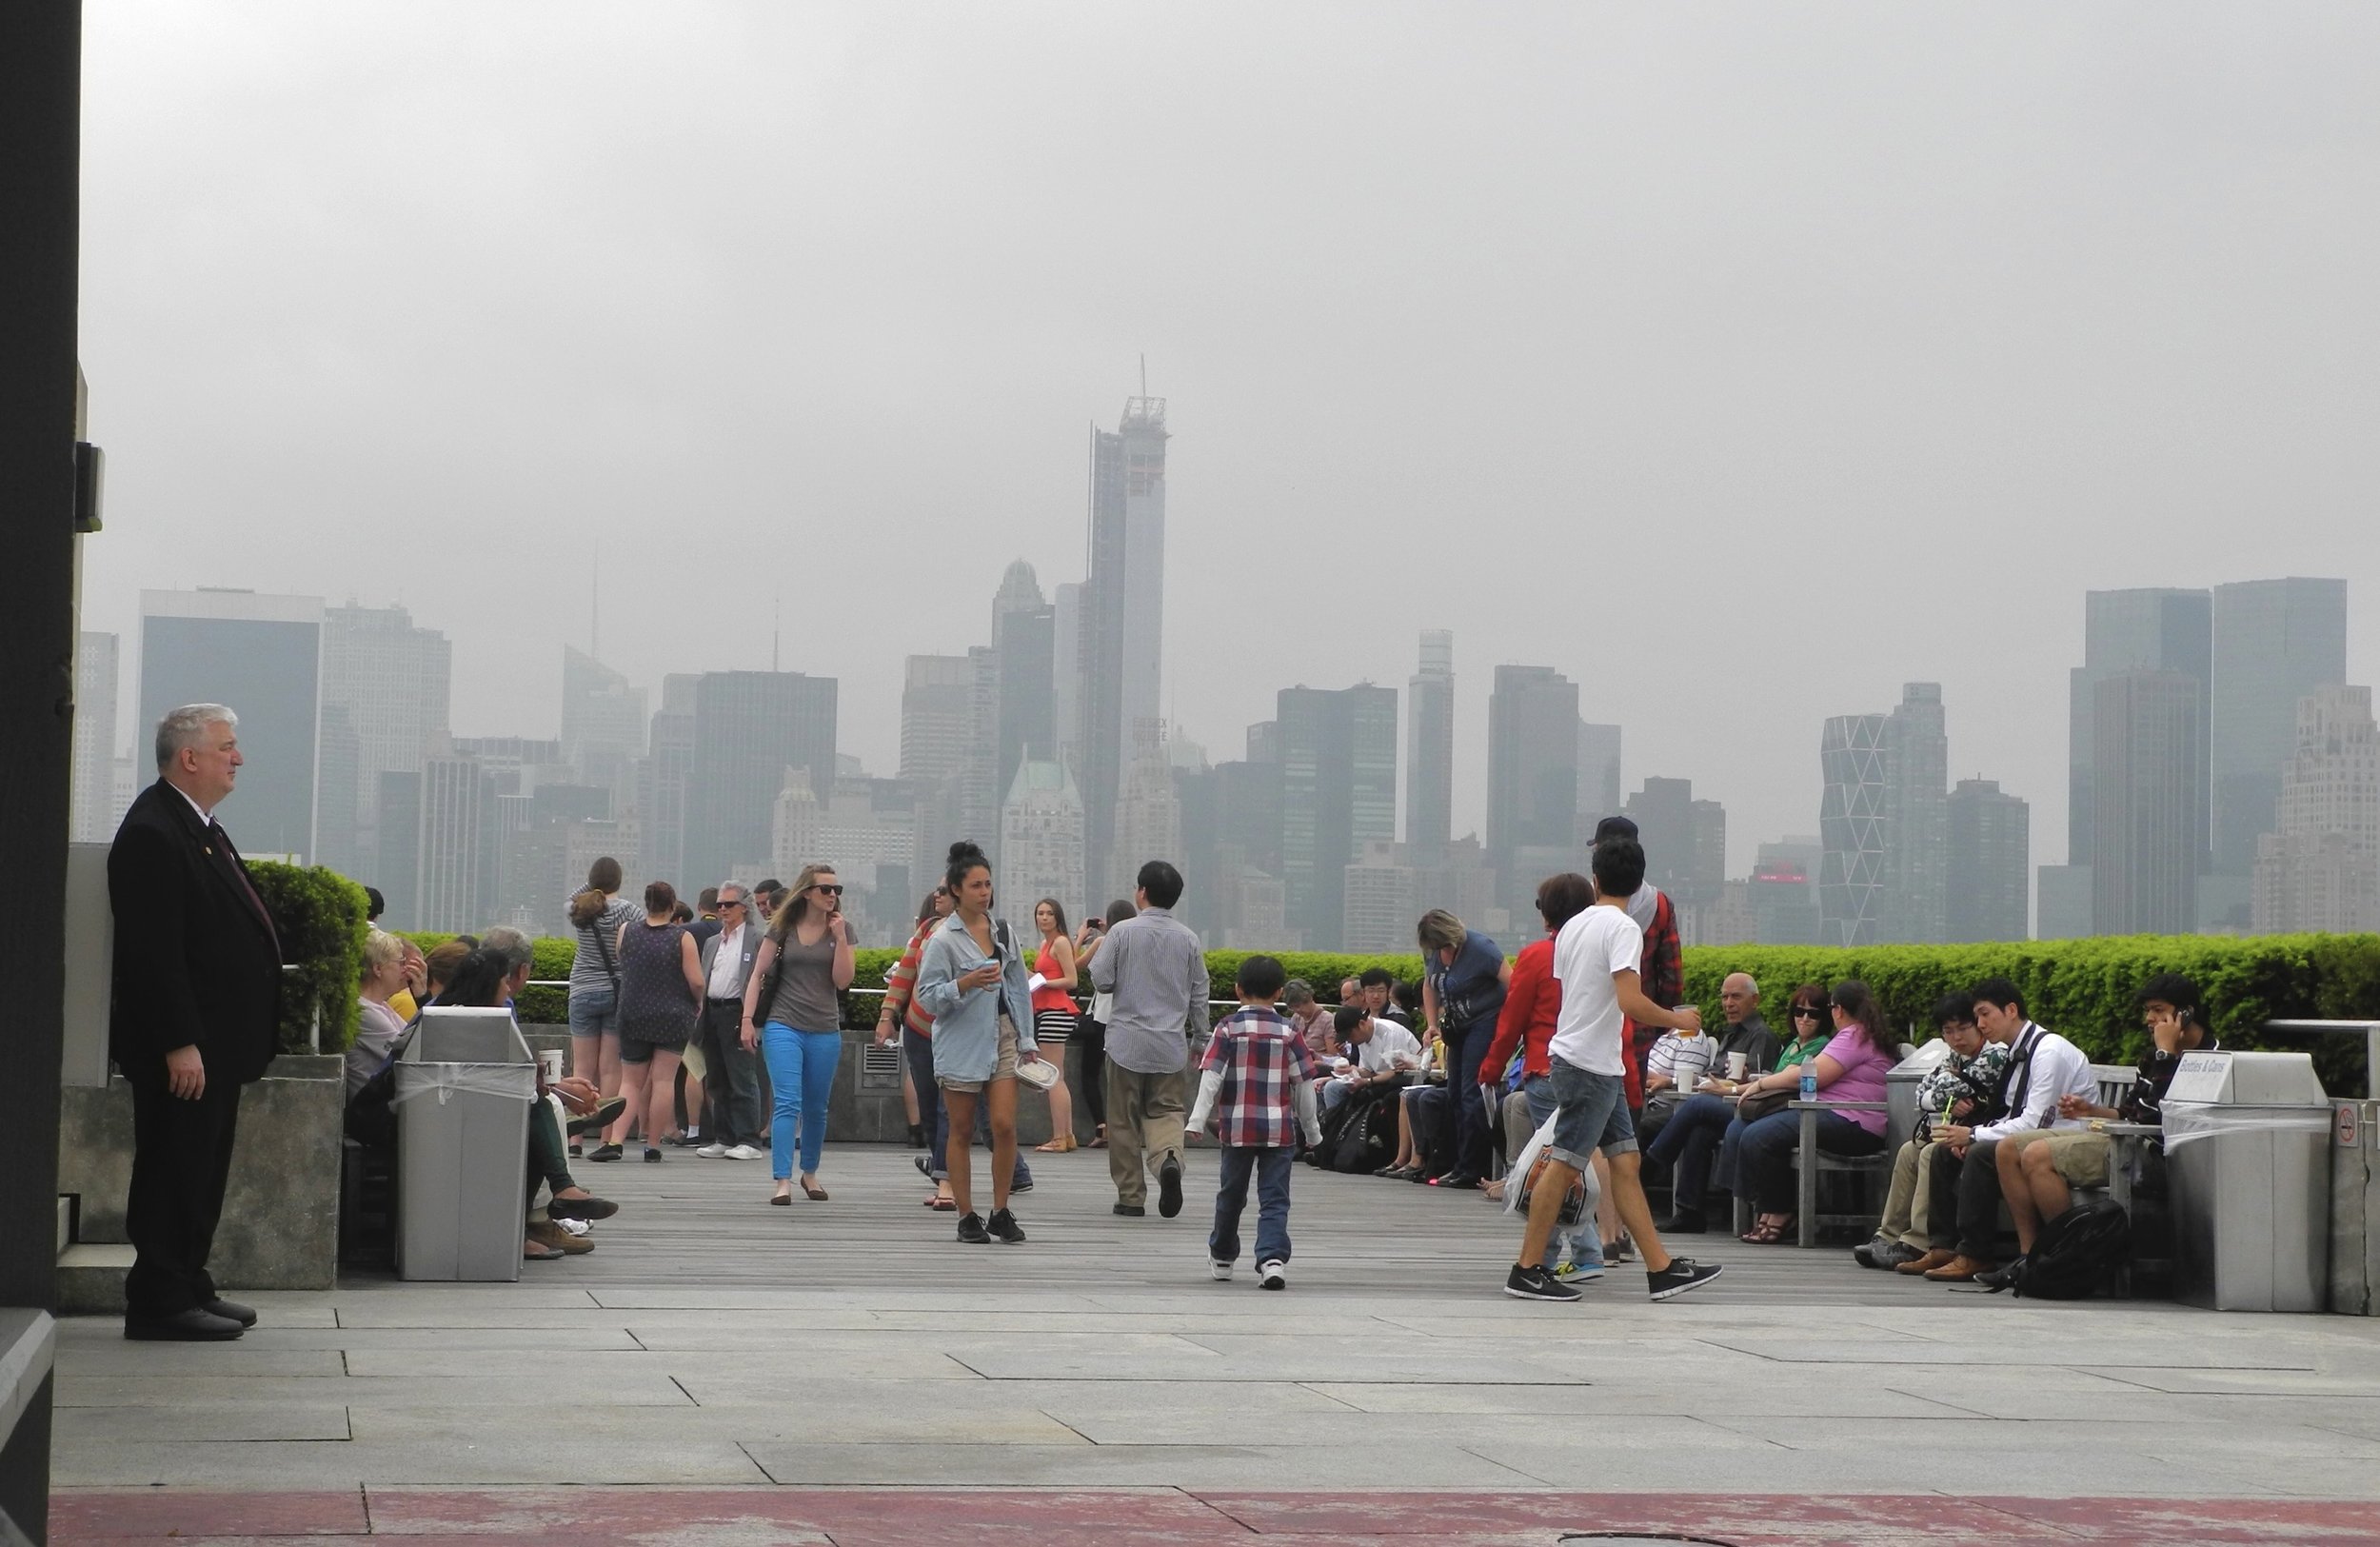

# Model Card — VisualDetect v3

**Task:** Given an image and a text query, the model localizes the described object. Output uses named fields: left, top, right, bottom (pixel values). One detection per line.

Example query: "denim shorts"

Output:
left=568, top=983, right=620, bottom=1037
left=1546, top=1055, right=1636, bottom=1168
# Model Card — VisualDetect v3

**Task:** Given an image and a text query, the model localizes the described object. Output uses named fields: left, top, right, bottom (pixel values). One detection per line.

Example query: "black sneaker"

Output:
left=1658, top=1208, right=1707, bottom=1235
left=1157, top=1156, right=1183, bottom=1218
left=956, top=1212, right=991, bottom=1243
left=586, top=1142, right=623, bottom=1162
left=1504, top=1263, right=1582, bottom=1302
left=1112, top=1201, right=1146, bottom=1217
left=1647, top=1258, right=1723, bottom=1301
left=642, top=1147, right=663, bottom=1163
left=987, top=1208, right=1026, bottom=1244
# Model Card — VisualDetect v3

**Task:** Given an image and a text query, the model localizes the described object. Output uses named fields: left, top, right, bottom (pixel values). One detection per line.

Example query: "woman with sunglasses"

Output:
left=1643, top=983, right=1834, bottom=1234
left=1732, top=980, right=1895, bottom=1244
left=743, top=863, right=856, bottom=1204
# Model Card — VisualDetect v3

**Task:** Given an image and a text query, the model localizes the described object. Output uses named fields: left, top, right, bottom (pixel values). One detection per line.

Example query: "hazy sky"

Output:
left=78, top=3, right=2380, bottom=878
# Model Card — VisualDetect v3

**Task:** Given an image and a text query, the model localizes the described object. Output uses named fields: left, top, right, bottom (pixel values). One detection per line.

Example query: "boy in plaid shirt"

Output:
left=1187, top=955, right=1323, bottom=1289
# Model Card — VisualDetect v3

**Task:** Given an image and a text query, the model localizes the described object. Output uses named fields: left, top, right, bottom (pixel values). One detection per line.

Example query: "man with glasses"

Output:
left=1644, top=982, right=1819, bottom=1235
left=692, top=882, right=767, bottom=1160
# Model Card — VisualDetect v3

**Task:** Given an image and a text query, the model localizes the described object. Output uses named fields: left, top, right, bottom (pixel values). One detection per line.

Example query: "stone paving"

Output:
left=45, top=1137, right=2380, bottom=1542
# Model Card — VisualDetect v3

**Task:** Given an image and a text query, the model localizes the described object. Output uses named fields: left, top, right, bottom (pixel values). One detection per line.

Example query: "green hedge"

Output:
left=248, top=861, right=371, bottom=1054
left=382, top=929, right=2380, bottom=1092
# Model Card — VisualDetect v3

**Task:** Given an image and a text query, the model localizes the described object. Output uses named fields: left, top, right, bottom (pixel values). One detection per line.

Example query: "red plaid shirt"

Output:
left=1198, top=1006, right=1321, bottom=1149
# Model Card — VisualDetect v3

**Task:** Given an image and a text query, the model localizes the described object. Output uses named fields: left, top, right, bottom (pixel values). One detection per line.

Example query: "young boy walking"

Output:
left=1188, top=955, right=1322, bottom=1289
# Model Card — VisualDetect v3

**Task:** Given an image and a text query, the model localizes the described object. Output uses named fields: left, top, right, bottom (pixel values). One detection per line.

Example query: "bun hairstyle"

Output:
left=944, top=841, right=990, bottom=893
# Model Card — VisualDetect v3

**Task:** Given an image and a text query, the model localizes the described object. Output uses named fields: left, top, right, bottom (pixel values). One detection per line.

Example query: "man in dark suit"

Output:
left=693, top=881, right=767, bottom=1158
left=109, top=704, right=283, bottom=1341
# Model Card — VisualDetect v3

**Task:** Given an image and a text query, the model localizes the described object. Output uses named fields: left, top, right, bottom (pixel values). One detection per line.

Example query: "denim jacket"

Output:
left=915, top=912, right=1036, bottom=1083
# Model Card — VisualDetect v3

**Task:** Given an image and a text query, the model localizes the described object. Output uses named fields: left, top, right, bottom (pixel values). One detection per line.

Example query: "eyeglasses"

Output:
left=812, top=883, right=843, bottom=896
left=1791, top=1006, right=1825, bottom=1020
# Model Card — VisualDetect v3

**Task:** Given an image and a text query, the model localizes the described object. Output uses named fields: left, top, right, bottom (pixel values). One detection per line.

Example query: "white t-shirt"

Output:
left=1353, top=1021, right=1422, bottom=1076
left=1548, top=903, right=1643, bottom=1076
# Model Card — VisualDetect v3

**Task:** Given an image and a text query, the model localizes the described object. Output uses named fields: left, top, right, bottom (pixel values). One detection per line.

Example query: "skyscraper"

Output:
left=999, top=757, right=1086, bottom=938
left=1051, top=581, right=1083, bottom=771
left=899, top=655, right=974, bottom=783
left=2252, top=685, right=2379, bottom=934
left=2092, top=669, right=2205, bottom=935
left=1342, top=840, right=1420, bottom=953
left=685, top=670, right=837, bottom=891
left=2069, top=588, right=2211, bottom=869
left=413, top=745, right=497, bottom=933
left=1947, top=778, right=2030, bottom=942
left=1278, top=684, right=1398, bottom=950
left=319, top=603, right=451, bottom=878
left=1576, top=723, right=1623, bottom=840
left=139, top=588, right=323, bottom=862
left=1078, top=396, right=1169, bottom=897
left=1884, top=683, right=1949, bottom=942
left=1487, top=664, right=1579, bottom=903
left=560, top=646, right=647, bottom=806
left=1621, top=776, right=1724, bottom=908
left=1109, top=721, right=1183, bottom=902
left=1405, top=630, right=1454, bottom=863
left=2211, top=578, right=2350, bottom=878
left=71, top=630, right=118, bottom=843
left=1819, top=712, right=1890, bottom=945
left=992, top=560, right=1056, bottom=807
left=635, top=674, right=698, bottom=889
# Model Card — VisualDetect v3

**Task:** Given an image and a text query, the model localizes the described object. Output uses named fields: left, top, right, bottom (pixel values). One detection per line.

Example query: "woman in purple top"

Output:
left=1731, top=980, right=1897, bottom=1244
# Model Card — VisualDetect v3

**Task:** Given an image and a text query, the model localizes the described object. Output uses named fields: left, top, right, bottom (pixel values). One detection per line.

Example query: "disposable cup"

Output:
left=1727, top=1052, right=1748, bottom=1081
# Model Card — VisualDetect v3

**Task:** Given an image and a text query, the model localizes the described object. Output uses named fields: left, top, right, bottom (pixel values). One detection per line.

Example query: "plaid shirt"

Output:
left=1197, top=1006, right=1321, bottom=1149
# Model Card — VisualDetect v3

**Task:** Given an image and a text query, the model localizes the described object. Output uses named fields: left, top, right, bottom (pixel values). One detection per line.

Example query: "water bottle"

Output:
left=1798, top=1061, right=1817, bottom=1102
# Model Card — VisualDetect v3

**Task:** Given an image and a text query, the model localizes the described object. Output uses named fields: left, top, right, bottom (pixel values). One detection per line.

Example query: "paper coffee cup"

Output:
left=1727, top=1052, right=1748, bottom=1081
left=538, top=1048, right=565, bottom=1082
left=1678, top=1066, right=1698, bottom=1095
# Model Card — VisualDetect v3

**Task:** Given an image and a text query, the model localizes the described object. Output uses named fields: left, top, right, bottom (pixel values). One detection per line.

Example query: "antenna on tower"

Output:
left=1140, top=353, right=1147, bottom=396
left=772, top=596, right=781, bottom=672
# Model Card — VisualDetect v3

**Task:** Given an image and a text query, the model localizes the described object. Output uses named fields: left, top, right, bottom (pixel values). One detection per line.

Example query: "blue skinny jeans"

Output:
left=762, top=1023, right=842, bottom=1179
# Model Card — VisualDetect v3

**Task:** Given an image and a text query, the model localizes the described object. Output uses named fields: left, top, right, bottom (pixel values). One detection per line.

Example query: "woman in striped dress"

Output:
left=1029, top=898, right=1081, bottom=1153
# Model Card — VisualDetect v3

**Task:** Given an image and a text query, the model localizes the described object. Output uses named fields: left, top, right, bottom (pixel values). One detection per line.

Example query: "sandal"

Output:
left=1740, top=1216, right=1792, bottom=1244
left=1035, top=1137, right=1078, bottom=1153
left=1087, top=1125, right=1107, bottom=1149
left=801, top=1179, right=828, bottom=1201
left=926, top=1194, right=958, bottom=1211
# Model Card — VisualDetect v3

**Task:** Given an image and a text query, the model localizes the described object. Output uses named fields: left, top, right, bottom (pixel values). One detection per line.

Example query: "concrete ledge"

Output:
left=57, top=1054, right=344, bottom=1292
left=54, top=1246, right=132, bottom=1316
left=0, top=1311, right=53, bottom=1453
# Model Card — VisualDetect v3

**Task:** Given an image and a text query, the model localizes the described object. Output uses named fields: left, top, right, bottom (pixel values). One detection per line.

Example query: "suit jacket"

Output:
left=108, top=779, right=285, bottom=1086
left=698, top=923, right=765, bottom=1000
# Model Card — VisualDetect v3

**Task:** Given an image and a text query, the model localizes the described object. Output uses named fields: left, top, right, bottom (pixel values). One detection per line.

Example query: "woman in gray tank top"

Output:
left=742, top=863, right=855, bottom=1203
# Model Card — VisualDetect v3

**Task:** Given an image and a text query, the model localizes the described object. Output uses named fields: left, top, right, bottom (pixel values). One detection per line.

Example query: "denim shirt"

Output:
left=915, top=912, right=1036, bottom=1083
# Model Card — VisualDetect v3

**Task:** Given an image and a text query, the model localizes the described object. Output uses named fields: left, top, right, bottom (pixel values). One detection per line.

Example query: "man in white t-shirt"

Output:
left=1321, top=1005, right=1422, bottom=1116
left=1508, top=837, right=1724, bottom=1305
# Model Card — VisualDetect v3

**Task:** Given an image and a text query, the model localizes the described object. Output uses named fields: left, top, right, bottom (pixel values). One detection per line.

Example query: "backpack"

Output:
left=2011, top=1200, right=2131, bottom=1299
left=1323, top=1084, right=1398, bottom=1174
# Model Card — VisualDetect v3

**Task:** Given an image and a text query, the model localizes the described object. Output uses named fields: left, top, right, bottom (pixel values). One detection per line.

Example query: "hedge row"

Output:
left=374, top=927, right=2380, bottom=1093
left=249, top=861, right=372, bottom=1054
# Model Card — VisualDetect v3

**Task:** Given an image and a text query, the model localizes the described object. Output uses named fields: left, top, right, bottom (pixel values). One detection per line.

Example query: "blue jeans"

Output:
left=1643, top=1092, right=1740, bottom=1212
left=1210, top=1144, right=1295, bottom=1265
left=1736, top=1106, right=1886, bottom=1213
left=1522, top=1073, right=1601, bottom=1271
left=567, top=983, right=619, bottom=1037
left=761, top=1023, right=842, bottom=1179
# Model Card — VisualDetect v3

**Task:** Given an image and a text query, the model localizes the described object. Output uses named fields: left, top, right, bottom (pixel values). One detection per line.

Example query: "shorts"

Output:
left=939, top=1019, right=1019, bottom=1095
left=568, top=983, right=620, bottom=1037
left=1034, top=1007, right=1079, bottom=1048
left=618, top=1027, right=690, bottom=1065
left=1545, top=1056, right=1636, bottom=1170
left=2000, top=1127, right=2112, bottom=1188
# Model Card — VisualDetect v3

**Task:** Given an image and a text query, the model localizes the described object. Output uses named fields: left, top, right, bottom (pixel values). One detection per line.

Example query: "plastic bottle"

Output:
left=1798, top=1061, right=1818, bottom=1102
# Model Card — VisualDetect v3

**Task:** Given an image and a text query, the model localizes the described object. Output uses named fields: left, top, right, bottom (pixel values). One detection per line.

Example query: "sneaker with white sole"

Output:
left=1209, top=1259, right=1233, bottom=1280
left=724, top=1144, right=764, bottom=1160
left=696, top=1142, right=729, bottom=1159
left=1555, top=1259, right=1605, bottom=1282
left=1258, top=1259, right=1287, bottom=1290
left=1646, top=1258, right=1724, bottom=1301
left=1503, top=1262, right=1582, bottom=1302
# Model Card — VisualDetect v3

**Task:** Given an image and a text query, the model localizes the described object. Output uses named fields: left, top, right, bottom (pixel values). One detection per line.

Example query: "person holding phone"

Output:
left=744, top=863, right=857, bottom=1204
left=915, top=842, right=1042, bottom=1243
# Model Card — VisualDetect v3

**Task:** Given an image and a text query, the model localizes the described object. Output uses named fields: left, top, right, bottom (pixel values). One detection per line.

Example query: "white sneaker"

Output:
left=1209, top=1259, right=1233, bottom=1280
left=724, top=1144, right=764, bottom=1161
left=1258, top=1259, right=1287, bottom=1290
left=696, top=1142, right=729, bottom=1159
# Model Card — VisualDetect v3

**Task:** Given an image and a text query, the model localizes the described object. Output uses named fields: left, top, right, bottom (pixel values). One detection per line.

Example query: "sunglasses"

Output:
left=812, top=883, right=843, bottom=896
left=1791, top=1005, right=1826, bottom=1020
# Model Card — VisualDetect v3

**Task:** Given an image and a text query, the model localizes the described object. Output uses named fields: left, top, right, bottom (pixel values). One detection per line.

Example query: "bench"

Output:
left=1724, top=1101, right=1893, bottom=1245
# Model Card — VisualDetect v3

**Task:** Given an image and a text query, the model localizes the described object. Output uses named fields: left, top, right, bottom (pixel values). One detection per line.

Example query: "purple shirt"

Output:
left=1818, top=1026, right=1896, bottom=1135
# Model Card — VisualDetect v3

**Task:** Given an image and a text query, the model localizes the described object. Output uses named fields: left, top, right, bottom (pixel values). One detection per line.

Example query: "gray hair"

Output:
left=154, top=704, right=237, bottom=772
left=718, top=881, right=748, bottom=903
left=480, top=925, right=536, bottom=976
left=1724, top=971, right=1759, bottom=996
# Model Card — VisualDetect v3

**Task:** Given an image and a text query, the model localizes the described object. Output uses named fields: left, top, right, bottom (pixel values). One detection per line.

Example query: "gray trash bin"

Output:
left=2330, top=1101, right=2380, bottom=1315
left=395, top=1006, right=537, bottom=1282
left=1886, top=1040, right=1953, bottom=1154
left=2164, top=1050, right=2331, bottom=1313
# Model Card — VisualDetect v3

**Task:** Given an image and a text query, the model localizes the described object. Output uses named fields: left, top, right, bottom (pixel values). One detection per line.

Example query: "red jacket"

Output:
left=1623, top=888, right=1682, bottom=1109
left=1480, top=936, right=1558, bottom=1083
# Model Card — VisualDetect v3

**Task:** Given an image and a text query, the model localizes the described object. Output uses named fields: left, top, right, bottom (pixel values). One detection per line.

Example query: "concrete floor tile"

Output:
left=54, top=1402, right=352, bottom=1442
left=348, top=1403, right=1083, bottom=1446
left=739, top=1441, right=1540, bottom=1488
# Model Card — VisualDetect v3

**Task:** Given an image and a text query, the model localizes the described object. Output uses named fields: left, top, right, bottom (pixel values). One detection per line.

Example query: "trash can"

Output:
left=2164, top=1050, right=2331, bottom=1313
left=2330, top=1101, right=2380, bottom=1316
left=1886, top=1040, right=1953, bottom=1154
left=395, top=1006, right=538, bottom=1282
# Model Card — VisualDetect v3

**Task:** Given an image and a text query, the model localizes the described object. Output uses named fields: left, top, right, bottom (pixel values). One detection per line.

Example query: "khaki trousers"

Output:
left=1881, top=1137, right=1949, bottom=1250
left=1106, top=1063, right=1186, bottom=1206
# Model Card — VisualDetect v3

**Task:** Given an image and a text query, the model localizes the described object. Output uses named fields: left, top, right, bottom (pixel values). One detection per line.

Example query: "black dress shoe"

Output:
left=1658, top=1209, right=1708, bottom=1235
left=204, top=1298, right=259, bottom=1328
left=1113, top=1201, right=1146, bottom=1217
left=126, top=1308, right=245, bottom=1341
left=546, top=1195, right=618, bottom=1222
